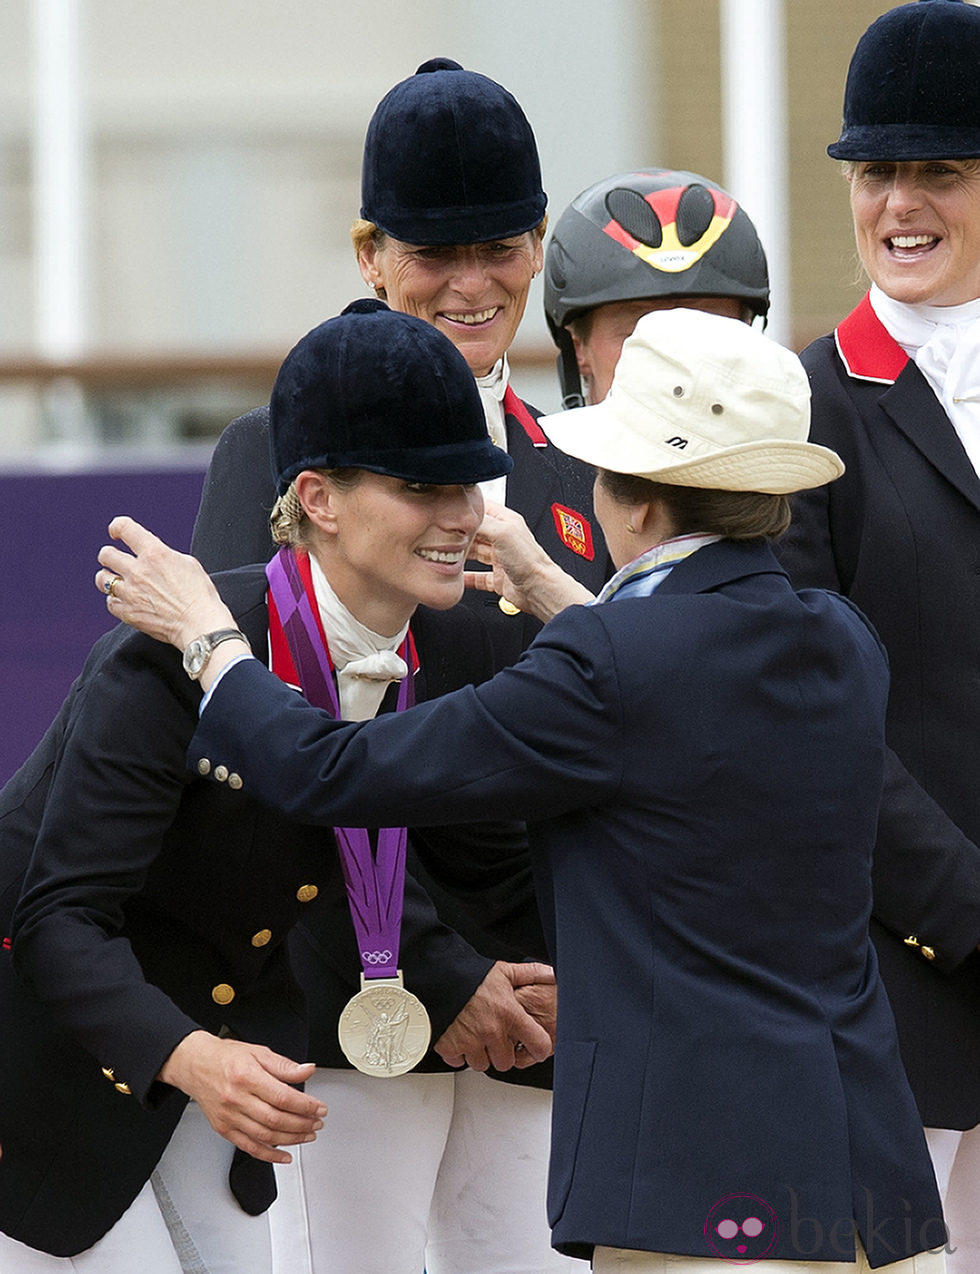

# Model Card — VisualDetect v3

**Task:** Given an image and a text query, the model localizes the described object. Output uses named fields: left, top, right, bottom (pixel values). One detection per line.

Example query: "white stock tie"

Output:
left=308, top=555, right=409, bottom=722
left=871, top=285, right=980, bottom=476
left=336, top=649, right=409, bottom=723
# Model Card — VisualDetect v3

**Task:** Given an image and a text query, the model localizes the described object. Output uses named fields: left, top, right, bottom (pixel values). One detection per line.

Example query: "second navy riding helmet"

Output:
left=827, top=0, right=980, bottom=161
left=361, top=58, right=546, bottom=245
left=544, top=168, right=770, bottom=406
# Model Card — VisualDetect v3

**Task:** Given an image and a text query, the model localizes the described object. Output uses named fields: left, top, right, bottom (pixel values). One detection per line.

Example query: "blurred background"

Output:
left=0, top=0, right=904, bottom=779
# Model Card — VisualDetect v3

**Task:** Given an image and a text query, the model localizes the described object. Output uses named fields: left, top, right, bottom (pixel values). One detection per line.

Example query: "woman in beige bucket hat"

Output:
left=96, top=306, right=945, bottom=1270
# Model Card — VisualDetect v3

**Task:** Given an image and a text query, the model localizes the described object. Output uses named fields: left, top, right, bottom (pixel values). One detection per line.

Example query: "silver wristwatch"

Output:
left=182, top=628, right=250, bottom=681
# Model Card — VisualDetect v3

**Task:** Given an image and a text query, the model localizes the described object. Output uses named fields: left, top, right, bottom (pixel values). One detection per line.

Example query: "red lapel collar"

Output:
left=268, top=549, right=418, bottom=689
left=834, top=292, right=909, bottom=384
left=503, top=385, right=547, bottom=446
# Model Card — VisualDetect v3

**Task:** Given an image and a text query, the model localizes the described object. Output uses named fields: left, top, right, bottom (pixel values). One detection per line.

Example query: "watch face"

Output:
left=183, top=638, right=207, bottom=678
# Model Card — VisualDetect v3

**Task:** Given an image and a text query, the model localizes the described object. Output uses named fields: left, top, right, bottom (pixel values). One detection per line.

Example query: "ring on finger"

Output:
left=104, top=575, right=121, bottom=598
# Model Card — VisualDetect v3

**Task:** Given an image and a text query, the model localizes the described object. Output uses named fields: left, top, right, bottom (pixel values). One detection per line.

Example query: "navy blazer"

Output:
left=188, top=540, right=943, bottom=1265
left=0, top=568, right=500, bottom=1257
left=777, top=295, right=980, bottom=1129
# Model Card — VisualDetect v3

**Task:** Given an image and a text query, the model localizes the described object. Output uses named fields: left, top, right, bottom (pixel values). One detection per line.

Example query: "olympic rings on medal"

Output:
left=362, top=950, right=394, bottom=965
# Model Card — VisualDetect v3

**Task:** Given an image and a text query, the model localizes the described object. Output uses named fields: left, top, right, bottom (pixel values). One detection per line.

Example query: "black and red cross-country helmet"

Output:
left=544, top=168, right=770, bottom=405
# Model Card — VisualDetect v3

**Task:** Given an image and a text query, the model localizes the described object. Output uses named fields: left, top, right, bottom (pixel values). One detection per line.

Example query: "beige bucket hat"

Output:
left=538, top=308, right=843, bottom=495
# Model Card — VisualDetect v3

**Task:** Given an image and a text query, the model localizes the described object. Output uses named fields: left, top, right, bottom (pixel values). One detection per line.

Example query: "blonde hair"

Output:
left=269, top=483, right=308, bottom=547
left=350, top=217, right=383, bottom=261
left=269, top=469, right=362, bottom=547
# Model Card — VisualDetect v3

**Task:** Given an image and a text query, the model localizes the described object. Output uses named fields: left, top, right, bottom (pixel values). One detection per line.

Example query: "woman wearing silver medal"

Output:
left=0, top=301, right=546, bottom=1272
left=190, top=56, right=597, bottom=1274
left=99, top=307, right=948, bottom=1271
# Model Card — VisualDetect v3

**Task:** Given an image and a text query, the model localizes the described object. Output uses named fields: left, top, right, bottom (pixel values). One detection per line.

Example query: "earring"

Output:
left=626, top=523, right=637, bottom=534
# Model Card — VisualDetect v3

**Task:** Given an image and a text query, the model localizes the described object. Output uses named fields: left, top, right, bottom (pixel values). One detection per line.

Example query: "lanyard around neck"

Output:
left=266, top=546, right=414, bottom=980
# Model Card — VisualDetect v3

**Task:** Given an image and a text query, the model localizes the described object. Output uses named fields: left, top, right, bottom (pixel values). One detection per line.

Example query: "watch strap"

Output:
left=184, top=628, right=250, bottom=681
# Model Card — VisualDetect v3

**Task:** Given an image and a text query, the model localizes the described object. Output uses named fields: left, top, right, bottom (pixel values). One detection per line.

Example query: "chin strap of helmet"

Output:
left=554, top=326, right=585, bottom=409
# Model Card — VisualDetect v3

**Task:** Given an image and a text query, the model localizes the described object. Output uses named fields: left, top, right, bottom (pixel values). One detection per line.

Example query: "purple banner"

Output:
left=1, top=461, right=207, bottom=785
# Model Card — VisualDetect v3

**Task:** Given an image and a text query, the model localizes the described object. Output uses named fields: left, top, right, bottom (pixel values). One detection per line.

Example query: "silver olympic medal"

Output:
left=338, top=972, right=431, bottom=1077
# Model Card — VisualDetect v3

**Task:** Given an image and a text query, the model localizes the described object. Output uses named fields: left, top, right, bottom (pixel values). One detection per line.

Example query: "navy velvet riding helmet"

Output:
left=360, top=57, right=546, bottom=245
left=270, top=299, right=513, bottom=494
left=828, top=0, right=980, bottom=161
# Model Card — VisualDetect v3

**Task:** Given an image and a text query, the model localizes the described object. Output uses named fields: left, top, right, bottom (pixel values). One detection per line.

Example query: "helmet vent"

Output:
left=605, top=188, right=662, bottom=248
left=675, top=184, right=716, bottom=247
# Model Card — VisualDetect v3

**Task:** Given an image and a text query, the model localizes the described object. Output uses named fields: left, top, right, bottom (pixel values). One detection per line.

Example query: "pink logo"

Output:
left=704, top=1193, right=779, bottom=1265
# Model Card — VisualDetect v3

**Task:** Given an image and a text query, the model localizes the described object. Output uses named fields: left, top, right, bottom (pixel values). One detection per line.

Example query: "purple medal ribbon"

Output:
left=266, top=546, right=414, bottom=981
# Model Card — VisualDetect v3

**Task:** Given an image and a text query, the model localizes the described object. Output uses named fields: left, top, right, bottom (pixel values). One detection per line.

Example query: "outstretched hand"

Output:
left=159, top=1031, right=326, bottom=1165
left=434, top=960, right=556, bottom=1073
left=95, top=516, right=234, bottom=650
left=465, top=502, right=594, bottom=622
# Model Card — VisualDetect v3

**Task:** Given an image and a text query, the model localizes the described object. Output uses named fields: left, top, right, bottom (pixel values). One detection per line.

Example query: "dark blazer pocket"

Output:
left=547, top=1039, right=597, bottom=1225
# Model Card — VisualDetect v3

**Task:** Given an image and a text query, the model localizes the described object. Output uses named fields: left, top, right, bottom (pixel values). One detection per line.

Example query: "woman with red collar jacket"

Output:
left=775, top=5, right=980, bottom=1272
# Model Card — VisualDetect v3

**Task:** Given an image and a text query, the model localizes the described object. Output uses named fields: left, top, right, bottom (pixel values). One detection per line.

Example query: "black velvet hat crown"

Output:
left=360, top=57, right=546, bottom=244
left=828, top=0, right=980, bottom=160
left=270, top=299, right=513, bottom=495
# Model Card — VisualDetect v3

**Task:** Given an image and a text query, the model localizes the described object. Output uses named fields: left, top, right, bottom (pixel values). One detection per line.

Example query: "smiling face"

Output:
left=299, top=470, right=484, bottom=636
left=358, top=232, right=544, bottom=376
left=848, top=159, right=980, bottom=307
